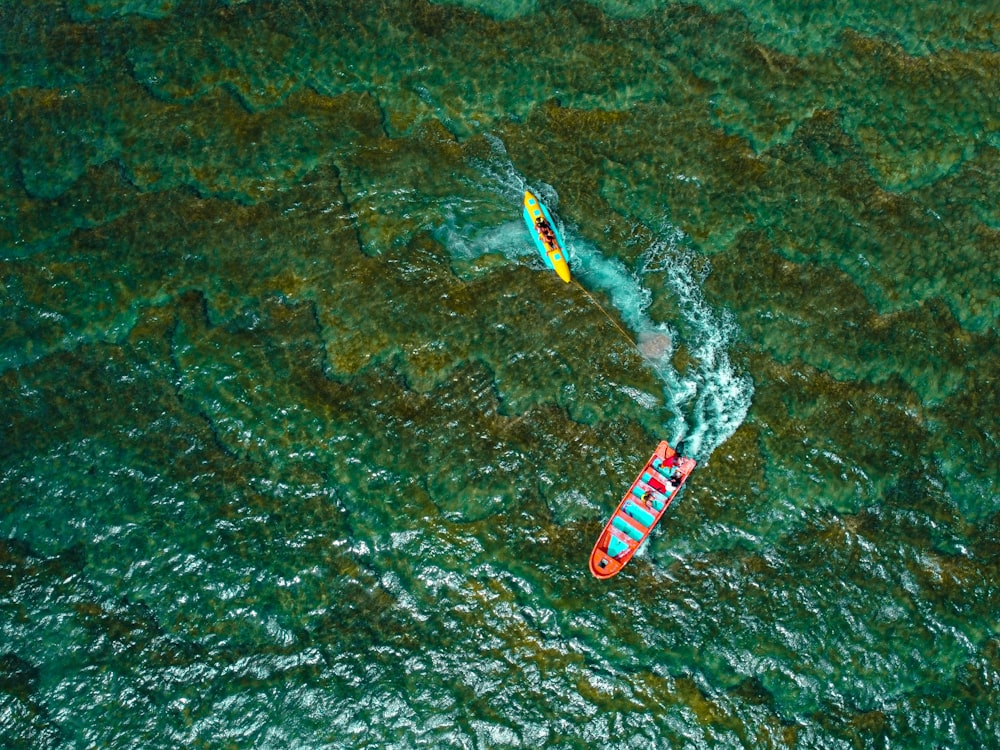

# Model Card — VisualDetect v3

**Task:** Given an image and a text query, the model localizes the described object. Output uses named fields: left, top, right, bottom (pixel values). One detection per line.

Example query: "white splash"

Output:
left=454, top=135, right=753, bottom=461
left=637, top=232, right=753, bottom=460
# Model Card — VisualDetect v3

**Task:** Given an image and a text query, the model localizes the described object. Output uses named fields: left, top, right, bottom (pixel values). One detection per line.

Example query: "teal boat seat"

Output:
left=612, top=516, right=645, bottom=542
left=607, top=534, right=630, bottom=558
left=624, top=501, right=655, bottom=528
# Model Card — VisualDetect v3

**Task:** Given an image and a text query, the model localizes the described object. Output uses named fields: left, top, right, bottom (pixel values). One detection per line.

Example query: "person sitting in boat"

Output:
left=535, top=217, right=557, bottom=244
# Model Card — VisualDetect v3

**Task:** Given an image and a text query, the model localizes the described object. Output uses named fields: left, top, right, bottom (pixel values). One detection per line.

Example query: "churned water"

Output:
left=1, top=1, right=998, bottom=748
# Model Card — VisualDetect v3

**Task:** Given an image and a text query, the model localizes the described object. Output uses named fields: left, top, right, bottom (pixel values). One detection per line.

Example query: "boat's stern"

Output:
left=523, top=190, right=542, bottom=219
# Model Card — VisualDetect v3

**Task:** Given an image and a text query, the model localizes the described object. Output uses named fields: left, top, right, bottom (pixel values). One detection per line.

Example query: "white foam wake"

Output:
left=454, top=135, right=753, bottom=461
left=636, top=232, right=753, bottom=459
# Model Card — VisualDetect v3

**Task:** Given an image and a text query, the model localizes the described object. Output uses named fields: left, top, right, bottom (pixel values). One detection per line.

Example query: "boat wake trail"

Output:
left=636, top=231, right=753, bottom=460
left=456, top=136, right=753, bottom=461
left=566, top=224, right=751, bottom=461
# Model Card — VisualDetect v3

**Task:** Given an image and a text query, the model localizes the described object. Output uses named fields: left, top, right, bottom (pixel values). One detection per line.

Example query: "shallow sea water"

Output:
left=1, top=1, right=998, bottom=748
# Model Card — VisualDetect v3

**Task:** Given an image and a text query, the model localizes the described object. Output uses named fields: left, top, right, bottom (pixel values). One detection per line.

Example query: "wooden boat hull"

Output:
left=523, top=190, right=571, bottom=283
left=589, top=441, right=696, bottom=579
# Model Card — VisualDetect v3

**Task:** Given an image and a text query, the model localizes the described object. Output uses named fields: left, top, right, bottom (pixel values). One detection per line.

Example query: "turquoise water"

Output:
left=2, top=1, right=998, bottom=747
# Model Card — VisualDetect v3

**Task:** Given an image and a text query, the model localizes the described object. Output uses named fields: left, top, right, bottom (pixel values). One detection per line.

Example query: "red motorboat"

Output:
left=589, top=441, right=696, bottom=579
